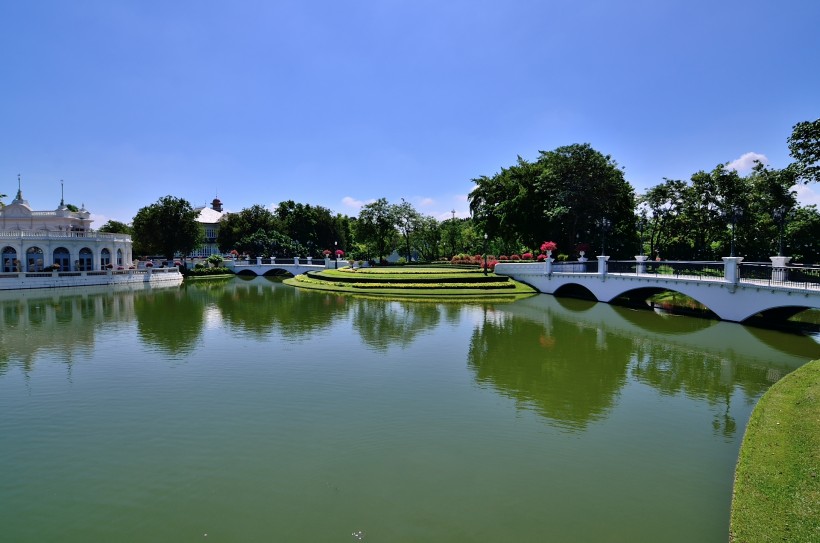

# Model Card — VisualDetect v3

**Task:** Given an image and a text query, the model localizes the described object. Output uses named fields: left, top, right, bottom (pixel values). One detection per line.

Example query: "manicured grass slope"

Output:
left=284, top=266, right=536, bottom=296
left=730, top=359, right=820, bottom=542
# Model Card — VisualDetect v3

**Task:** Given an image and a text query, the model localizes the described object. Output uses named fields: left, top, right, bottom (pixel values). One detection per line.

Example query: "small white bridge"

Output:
left=494, top=257, right=820, bottom=323
left=227, top=256, right=338, bottom=277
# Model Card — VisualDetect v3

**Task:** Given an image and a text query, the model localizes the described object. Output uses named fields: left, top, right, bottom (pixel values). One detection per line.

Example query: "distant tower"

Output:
left=211, top=197, right=223, bottom=212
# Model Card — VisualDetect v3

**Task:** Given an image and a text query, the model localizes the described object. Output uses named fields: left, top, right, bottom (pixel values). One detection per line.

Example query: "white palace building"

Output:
left=1, top=184, right=132, bottom=273
left=0, top=181, right=181, bottom=291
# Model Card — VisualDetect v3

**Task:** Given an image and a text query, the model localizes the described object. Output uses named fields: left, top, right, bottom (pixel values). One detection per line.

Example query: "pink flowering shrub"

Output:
left=482, top=259, right=498, bottom=271
left=541, top=241, right=557, bottom=252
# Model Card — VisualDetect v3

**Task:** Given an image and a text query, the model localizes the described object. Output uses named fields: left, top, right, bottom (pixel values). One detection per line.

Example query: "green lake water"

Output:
left=1, top=277, right=818, bottom=542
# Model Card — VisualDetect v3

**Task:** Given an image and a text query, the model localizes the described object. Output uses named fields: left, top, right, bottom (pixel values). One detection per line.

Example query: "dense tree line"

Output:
left=639, top=163, right=820, bottom=262
left=127, top=118, right=819, bottom=264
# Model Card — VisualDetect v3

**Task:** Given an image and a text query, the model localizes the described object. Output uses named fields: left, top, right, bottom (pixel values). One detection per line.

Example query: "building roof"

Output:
left=196, top=206, right=226, bottom=224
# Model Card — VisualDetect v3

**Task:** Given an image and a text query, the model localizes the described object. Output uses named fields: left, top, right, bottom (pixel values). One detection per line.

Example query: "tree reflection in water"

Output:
left=468, top=295, right=819, bottom=436
left=134, top=287, right=206, bottom=355
left=213, top=277, right=350, bottom=338
left=468, top=306, right=632, bottom=431
left=351, top=298, right=442, bottom=352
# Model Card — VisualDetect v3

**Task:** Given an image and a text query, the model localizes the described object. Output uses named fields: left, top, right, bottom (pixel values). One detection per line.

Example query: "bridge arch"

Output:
left=608, top=286, right=719, bottom=319
left=262, top=268, right=294, bottom=278
left=553, top=283, right=597, bottom=301
left=743, top=305, right=817, bottom=323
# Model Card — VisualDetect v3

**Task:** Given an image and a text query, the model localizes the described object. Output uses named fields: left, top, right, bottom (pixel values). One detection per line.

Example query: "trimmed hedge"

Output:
left=182, top=266, right=234, bottom=277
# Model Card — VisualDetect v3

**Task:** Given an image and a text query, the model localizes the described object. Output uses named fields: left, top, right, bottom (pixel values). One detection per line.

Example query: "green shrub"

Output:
left=184, top=266, right=233, bottom=277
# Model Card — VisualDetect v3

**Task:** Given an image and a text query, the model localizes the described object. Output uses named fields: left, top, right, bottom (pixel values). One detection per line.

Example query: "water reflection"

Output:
left=134, top=286, right=206, bottom=355
left=469, top=305, right=631, bottom=430
left=0, top=286, right=138, bottom=373
left=351, top=298, right=443, bottom=351
left=212, top=277, right=349, bottom=337
left=2, top=279, right=818, bottom=436
left=471, top=295, right=819, bottom=433
left=3, top=279, right=818, bottom=543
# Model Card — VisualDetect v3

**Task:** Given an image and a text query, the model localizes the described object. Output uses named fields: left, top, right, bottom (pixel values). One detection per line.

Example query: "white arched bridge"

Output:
left=227, top=256, right=336, bottom=277
left=493, top=256, right=820, bottom=323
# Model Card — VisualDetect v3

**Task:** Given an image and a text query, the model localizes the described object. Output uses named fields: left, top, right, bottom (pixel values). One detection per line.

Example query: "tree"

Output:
left=640, top=162, right=800, bottom=260
left=469, top=158, right=543, bottom=254
left=274, top=200, right=345, bottom=257
left=784, top=205, right=820, bottom=264
left=639, top=179, right=688, bottom=258
left=741, top=164, right=797, bottom=260
left=217, top=204, right=280, bottom=254
left=97, top=220, right=132, bottom=234
left=132, top=196, right=203, bottom=260
left=469, top=143, right=636, bottom=257
left=413, top=215, right=441, bottom=262
left=788, top=118, right=820, bottom=183
left=356, top=198, right=397, bottom=260
left=393, top=199, right=422, bottom=261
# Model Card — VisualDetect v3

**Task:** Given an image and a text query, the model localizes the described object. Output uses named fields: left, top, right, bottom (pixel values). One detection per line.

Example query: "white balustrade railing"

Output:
left=0, top=230, right=131, bottom=242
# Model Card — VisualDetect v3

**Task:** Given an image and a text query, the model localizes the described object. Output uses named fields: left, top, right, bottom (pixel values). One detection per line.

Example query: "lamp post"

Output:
left=773, top=206, right=788, bottom=257
left=598, top=218, right=611, bottom=256
left=483, top=233, right=488, bottom=276
left=450, top=209, right=457, bottom=258
left=334, top=240, right=338, bottom=269
left=638, top=213, right=647, bottom=256
left=729, top=206, right=742, bottom=257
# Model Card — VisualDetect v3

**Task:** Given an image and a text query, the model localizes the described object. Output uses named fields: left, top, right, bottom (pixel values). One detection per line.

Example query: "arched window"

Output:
left=100, top=248, right=111, bottom=268
left=78, top=248, right=93, bottom=271
left=53, top=247, right=70, bottom=271
left=1, top=246, right=17, bottom=273
left=117, top=248, right=123, bottom=266
left=26, top=246, right=44, bottom=272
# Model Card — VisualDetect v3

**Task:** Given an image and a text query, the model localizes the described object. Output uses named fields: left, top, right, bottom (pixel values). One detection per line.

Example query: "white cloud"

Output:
left=418, top=197, right=435, bottom=207
left=341, top=196, right=375, bottom=211
left=793, top=183, right=820, bottom=207
left=726, top=152, right=768, bottom=174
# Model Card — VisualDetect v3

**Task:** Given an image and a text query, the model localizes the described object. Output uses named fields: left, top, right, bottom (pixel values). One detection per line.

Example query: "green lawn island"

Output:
left=285, top=265, right=537, bottom=298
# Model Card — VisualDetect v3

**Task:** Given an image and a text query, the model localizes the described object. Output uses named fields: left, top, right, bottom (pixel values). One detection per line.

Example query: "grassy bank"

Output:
left=730, top=359, right=820, bottom=542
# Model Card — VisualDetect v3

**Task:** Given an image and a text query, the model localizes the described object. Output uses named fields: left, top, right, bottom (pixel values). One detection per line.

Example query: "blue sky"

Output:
left=2, top=0, right=818, bottom=225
